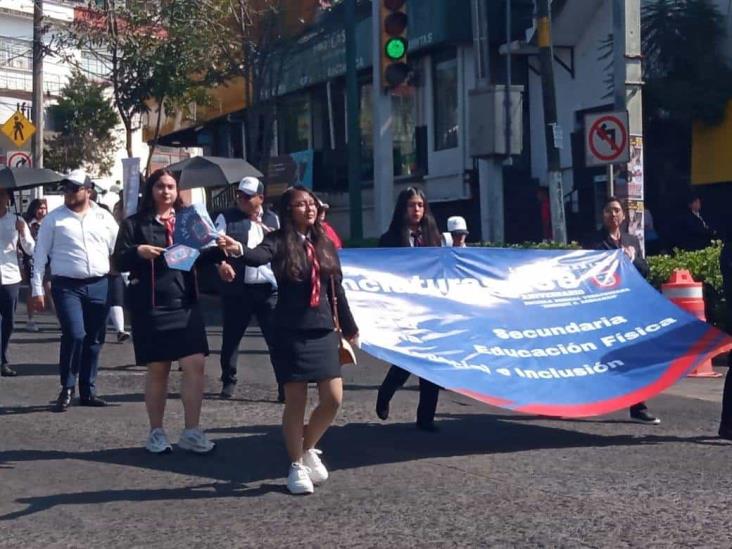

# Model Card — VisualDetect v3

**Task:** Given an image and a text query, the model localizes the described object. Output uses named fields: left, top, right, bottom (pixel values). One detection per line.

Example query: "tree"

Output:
left=44, top=70, right=119, bottom=176
left=55, top=1, right=220, bottom=165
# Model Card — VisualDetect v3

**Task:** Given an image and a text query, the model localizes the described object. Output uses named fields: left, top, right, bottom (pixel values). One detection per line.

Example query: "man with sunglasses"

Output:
left=214, top=177, right=282, bottom=401
left=30, top=169, right=119, bottom=412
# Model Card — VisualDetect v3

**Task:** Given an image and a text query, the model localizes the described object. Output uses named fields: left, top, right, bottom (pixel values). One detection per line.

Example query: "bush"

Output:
left=647, top=241, right=723, bottom=293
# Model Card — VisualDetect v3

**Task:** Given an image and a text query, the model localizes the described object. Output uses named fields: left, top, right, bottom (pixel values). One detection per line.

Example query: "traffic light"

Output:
left=380, top=0, right=410, bottom=90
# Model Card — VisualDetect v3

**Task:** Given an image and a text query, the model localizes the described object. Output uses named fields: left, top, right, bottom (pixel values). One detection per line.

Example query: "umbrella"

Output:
left=166, top=156, right=263, bottom=190
left=0, top=167, right=65, bottom=190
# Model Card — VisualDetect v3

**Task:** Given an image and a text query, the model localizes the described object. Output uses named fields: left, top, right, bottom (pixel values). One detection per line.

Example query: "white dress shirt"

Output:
left=215, top=213, right=277, bottom=287
left=0, top=212, right=34, bottom=285
left=31, top=203, right=118, bottom=296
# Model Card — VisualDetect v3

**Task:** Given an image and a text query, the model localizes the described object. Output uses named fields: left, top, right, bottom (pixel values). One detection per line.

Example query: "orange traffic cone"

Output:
left=661, top=269, right=722, bottom=378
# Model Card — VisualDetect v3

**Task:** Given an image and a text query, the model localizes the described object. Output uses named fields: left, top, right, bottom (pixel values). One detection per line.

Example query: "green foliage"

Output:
left=642, top=0, right=732, bottom=125
left=472, top=241, right=582, bottom=250
left=647, top=242, right=723, bottom=292
left=44, top=71, right=118, bottom=176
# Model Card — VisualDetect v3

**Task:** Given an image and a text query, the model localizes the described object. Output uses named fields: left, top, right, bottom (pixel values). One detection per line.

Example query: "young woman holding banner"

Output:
left=583, top=196, right=660, bottom=425
left=113, top=169, right=229, bottom=455
left=375, top=186, right=443, bottom=432
left=217, top=185, right=359, bottom=495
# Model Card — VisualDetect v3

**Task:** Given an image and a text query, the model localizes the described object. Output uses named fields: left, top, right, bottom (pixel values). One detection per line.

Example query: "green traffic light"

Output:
left=385, top=37, right=406, bottom=60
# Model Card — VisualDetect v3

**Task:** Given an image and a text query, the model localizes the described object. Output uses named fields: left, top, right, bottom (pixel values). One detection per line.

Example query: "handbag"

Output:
left=329, top=276, right=357, bottom=366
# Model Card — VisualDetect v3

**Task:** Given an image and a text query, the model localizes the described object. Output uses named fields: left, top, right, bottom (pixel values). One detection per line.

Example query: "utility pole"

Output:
left=372, top=0, right=394, bottom=234
left=31, top=0, right=44, bottom=178
left=471, top=0, right=505, bottom=243
left=536, top=0, right=566, bottom=243
left=345, top=0, right=363, bottom=241
left=613, top=0, right=644, bottom=248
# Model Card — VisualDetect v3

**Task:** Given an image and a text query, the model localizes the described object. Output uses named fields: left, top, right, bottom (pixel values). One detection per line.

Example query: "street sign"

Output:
left=1, top=110, right=36, bottom=147
left=584, top=111, right=630, bottom=167
left=7, top=151, right=32, bottom=168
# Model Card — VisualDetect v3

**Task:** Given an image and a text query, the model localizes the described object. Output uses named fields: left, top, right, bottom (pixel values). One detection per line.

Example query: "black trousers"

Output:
left=220, top=285, right=277, bottom=385
left=0, top=283, right=19, bottom=365
left=722, top=370, right=732, bottom=427
left=378, top=365, right=440, bottom=425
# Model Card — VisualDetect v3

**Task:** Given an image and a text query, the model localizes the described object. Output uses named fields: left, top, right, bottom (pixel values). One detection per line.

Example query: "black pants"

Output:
left=721, top=371, right=732, bottom=428
left=0, top=283, right=19, bottom=365
left=220, top=285, right=277, bottom=385
left=378, top=365, right=440, bottom=425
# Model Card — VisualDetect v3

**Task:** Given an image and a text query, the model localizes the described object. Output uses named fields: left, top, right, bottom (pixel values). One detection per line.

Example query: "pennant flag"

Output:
left=173, top=203, right=218, bottom=250
left=164, top=244, right=200, bottom=272
left=340, top=248, right=732, bottom=417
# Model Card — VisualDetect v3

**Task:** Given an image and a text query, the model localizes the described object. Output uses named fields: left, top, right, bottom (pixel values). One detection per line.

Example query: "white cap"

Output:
left=238, top=176, right=264, bottom=196
left=447, top=216, right=468, bottom=234
left=63, top=168, right=92, bottom=188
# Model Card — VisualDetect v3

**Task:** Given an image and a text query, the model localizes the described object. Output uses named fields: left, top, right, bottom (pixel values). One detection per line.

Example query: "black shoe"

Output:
left=630, top=409, right=661, bottom=425
left=416, top=421, right=440, bottom=433
left=53, top=389, right=73, bottom=412
left=79, top=396, right=108, bottom=407
left=220, top=383, right=235, bottom=399
left=0, top=364, right=17, bottom=377
left=116, top=331, right=130, bottom=343
left=376, top=390, right=390, bottom=421
left=719, top=424, right=732, bottom=440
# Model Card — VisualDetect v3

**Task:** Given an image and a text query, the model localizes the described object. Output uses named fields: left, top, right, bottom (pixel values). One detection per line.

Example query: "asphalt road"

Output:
left=1, top=303, right=731, bottom=548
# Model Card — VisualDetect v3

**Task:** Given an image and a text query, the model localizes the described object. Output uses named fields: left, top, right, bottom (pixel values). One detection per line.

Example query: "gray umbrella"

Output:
left=166, top=156, right=263, bottom=190
left=0, top=167, right=65, bottom=190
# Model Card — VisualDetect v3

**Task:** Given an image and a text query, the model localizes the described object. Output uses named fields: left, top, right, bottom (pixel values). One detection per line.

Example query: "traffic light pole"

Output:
left=372, top=0, right=395, bottom=234
left=345, top=0, right=363, bottom=241
left=536, top=0, right=567, bottom=243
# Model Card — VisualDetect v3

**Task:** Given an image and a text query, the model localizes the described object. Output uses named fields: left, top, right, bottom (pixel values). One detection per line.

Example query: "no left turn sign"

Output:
left=584, top=111, right=630, bottom=167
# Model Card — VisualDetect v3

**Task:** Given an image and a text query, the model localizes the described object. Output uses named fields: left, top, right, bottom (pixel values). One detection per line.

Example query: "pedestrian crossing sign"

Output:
left=1, top=110, right=36, bottom=147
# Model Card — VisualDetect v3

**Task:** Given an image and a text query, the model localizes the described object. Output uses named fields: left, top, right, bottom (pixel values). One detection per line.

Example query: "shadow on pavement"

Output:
left=0, top=413, right=724, bottom=520
left=4, top=363, right=57, bottom=376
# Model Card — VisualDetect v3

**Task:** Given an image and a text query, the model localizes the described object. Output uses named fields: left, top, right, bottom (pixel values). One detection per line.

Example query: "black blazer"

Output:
left=583, top=229, right=650, bottom=278
left=378, top=228, right=441, bottom=248
left=113, top=211, right=225, bottom=311
left=241, top=231, right=358, bottom=338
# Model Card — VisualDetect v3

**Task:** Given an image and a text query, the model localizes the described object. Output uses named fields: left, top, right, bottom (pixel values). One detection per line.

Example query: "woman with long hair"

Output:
left=113, top=169, right=228, bottom=454
left=23, top=198, right=49, bottom=332
left=375, top=186, right=443, bottom=432
left=217, top=185, right=359, bottom=495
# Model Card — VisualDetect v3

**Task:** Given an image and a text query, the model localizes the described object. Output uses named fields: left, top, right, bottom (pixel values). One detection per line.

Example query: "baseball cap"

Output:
left=62, top=168, right=93, bottom=189
left=447, top=216, right=468, bottom=234
left=238, top=176, right=264, bottom=196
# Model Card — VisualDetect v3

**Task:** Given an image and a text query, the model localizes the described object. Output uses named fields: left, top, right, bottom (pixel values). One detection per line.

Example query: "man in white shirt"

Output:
left=31, top=169, right=119, bottom=412
left=0, top=188, right=34, bottom=377
left=214, top=177, right=281, bottom=400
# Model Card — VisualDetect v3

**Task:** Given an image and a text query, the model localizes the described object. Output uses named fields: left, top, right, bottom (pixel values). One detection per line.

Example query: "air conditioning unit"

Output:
left=468, top=85, right=523, bottom=157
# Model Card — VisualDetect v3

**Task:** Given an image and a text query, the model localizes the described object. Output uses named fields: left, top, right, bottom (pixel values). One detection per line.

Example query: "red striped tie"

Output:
left=305, top=239, right=320, bottom=308
left=161, top=216, right=175, bottom=247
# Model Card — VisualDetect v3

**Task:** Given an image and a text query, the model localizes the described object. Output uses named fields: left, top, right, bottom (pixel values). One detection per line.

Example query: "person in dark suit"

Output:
left=676, top=193, right=715, bottom=251
left=217, top=184, right=358, bottom=495
left=583, top=196, right=660, bottom=425
left=113, top=169, right=229, bottom=455
left=718, top=219, right=732, bottom=440
left=214, top=177, right=281, bottom=401
left=375, top=186, right=443, bottom=432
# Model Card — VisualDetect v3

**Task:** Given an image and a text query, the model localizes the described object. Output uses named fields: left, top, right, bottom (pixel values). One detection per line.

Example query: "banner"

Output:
left=121, top=157, right=140, bottom=218
left=173, top=203, right=218, bottom=249
left=340, top=248, right=732, bottom=417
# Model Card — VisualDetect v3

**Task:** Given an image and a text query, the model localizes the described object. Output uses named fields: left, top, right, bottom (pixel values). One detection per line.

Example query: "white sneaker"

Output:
left=177, top=428, right=215, bottom=454
left=302, top=448, right=329, bottom=484
left=287, top=462, right=314, bottom=495
left=25, top=321, right=39, bottom=332
left=145, top=428, right=173, bottom=454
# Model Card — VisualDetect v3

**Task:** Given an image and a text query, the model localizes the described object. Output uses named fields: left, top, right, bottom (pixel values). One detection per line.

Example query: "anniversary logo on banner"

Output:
left=340, top=248, right=732, bottom=417
left=173, top=203, right=219, bottom=250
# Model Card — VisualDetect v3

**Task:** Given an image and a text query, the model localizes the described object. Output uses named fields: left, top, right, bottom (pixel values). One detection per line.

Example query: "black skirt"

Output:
left=108, top=274, right=125, bottom=307
left=271, top=328, right=341, bottom=384
left=130, top=304, right=209, bottom=365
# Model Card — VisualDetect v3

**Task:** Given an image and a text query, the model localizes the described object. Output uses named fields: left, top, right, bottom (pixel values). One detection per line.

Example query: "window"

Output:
left=433, top=49, right=459, bottom=150
left=81, top=50, right=112, bottom=80
left=278, top=94, right=311, bottom=153
left=0, top=37, right=32, bottom=71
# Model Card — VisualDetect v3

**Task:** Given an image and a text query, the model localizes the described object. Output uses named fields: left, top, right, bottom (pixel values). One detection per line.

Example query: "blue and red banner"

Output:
left=340, top=248, right=731, bottom=417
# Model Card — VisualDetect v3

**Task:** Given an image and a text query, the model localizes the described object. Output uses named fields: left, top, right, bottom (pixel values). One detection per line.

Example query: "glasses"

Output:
left=290, top=200, right=317, bottom=210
